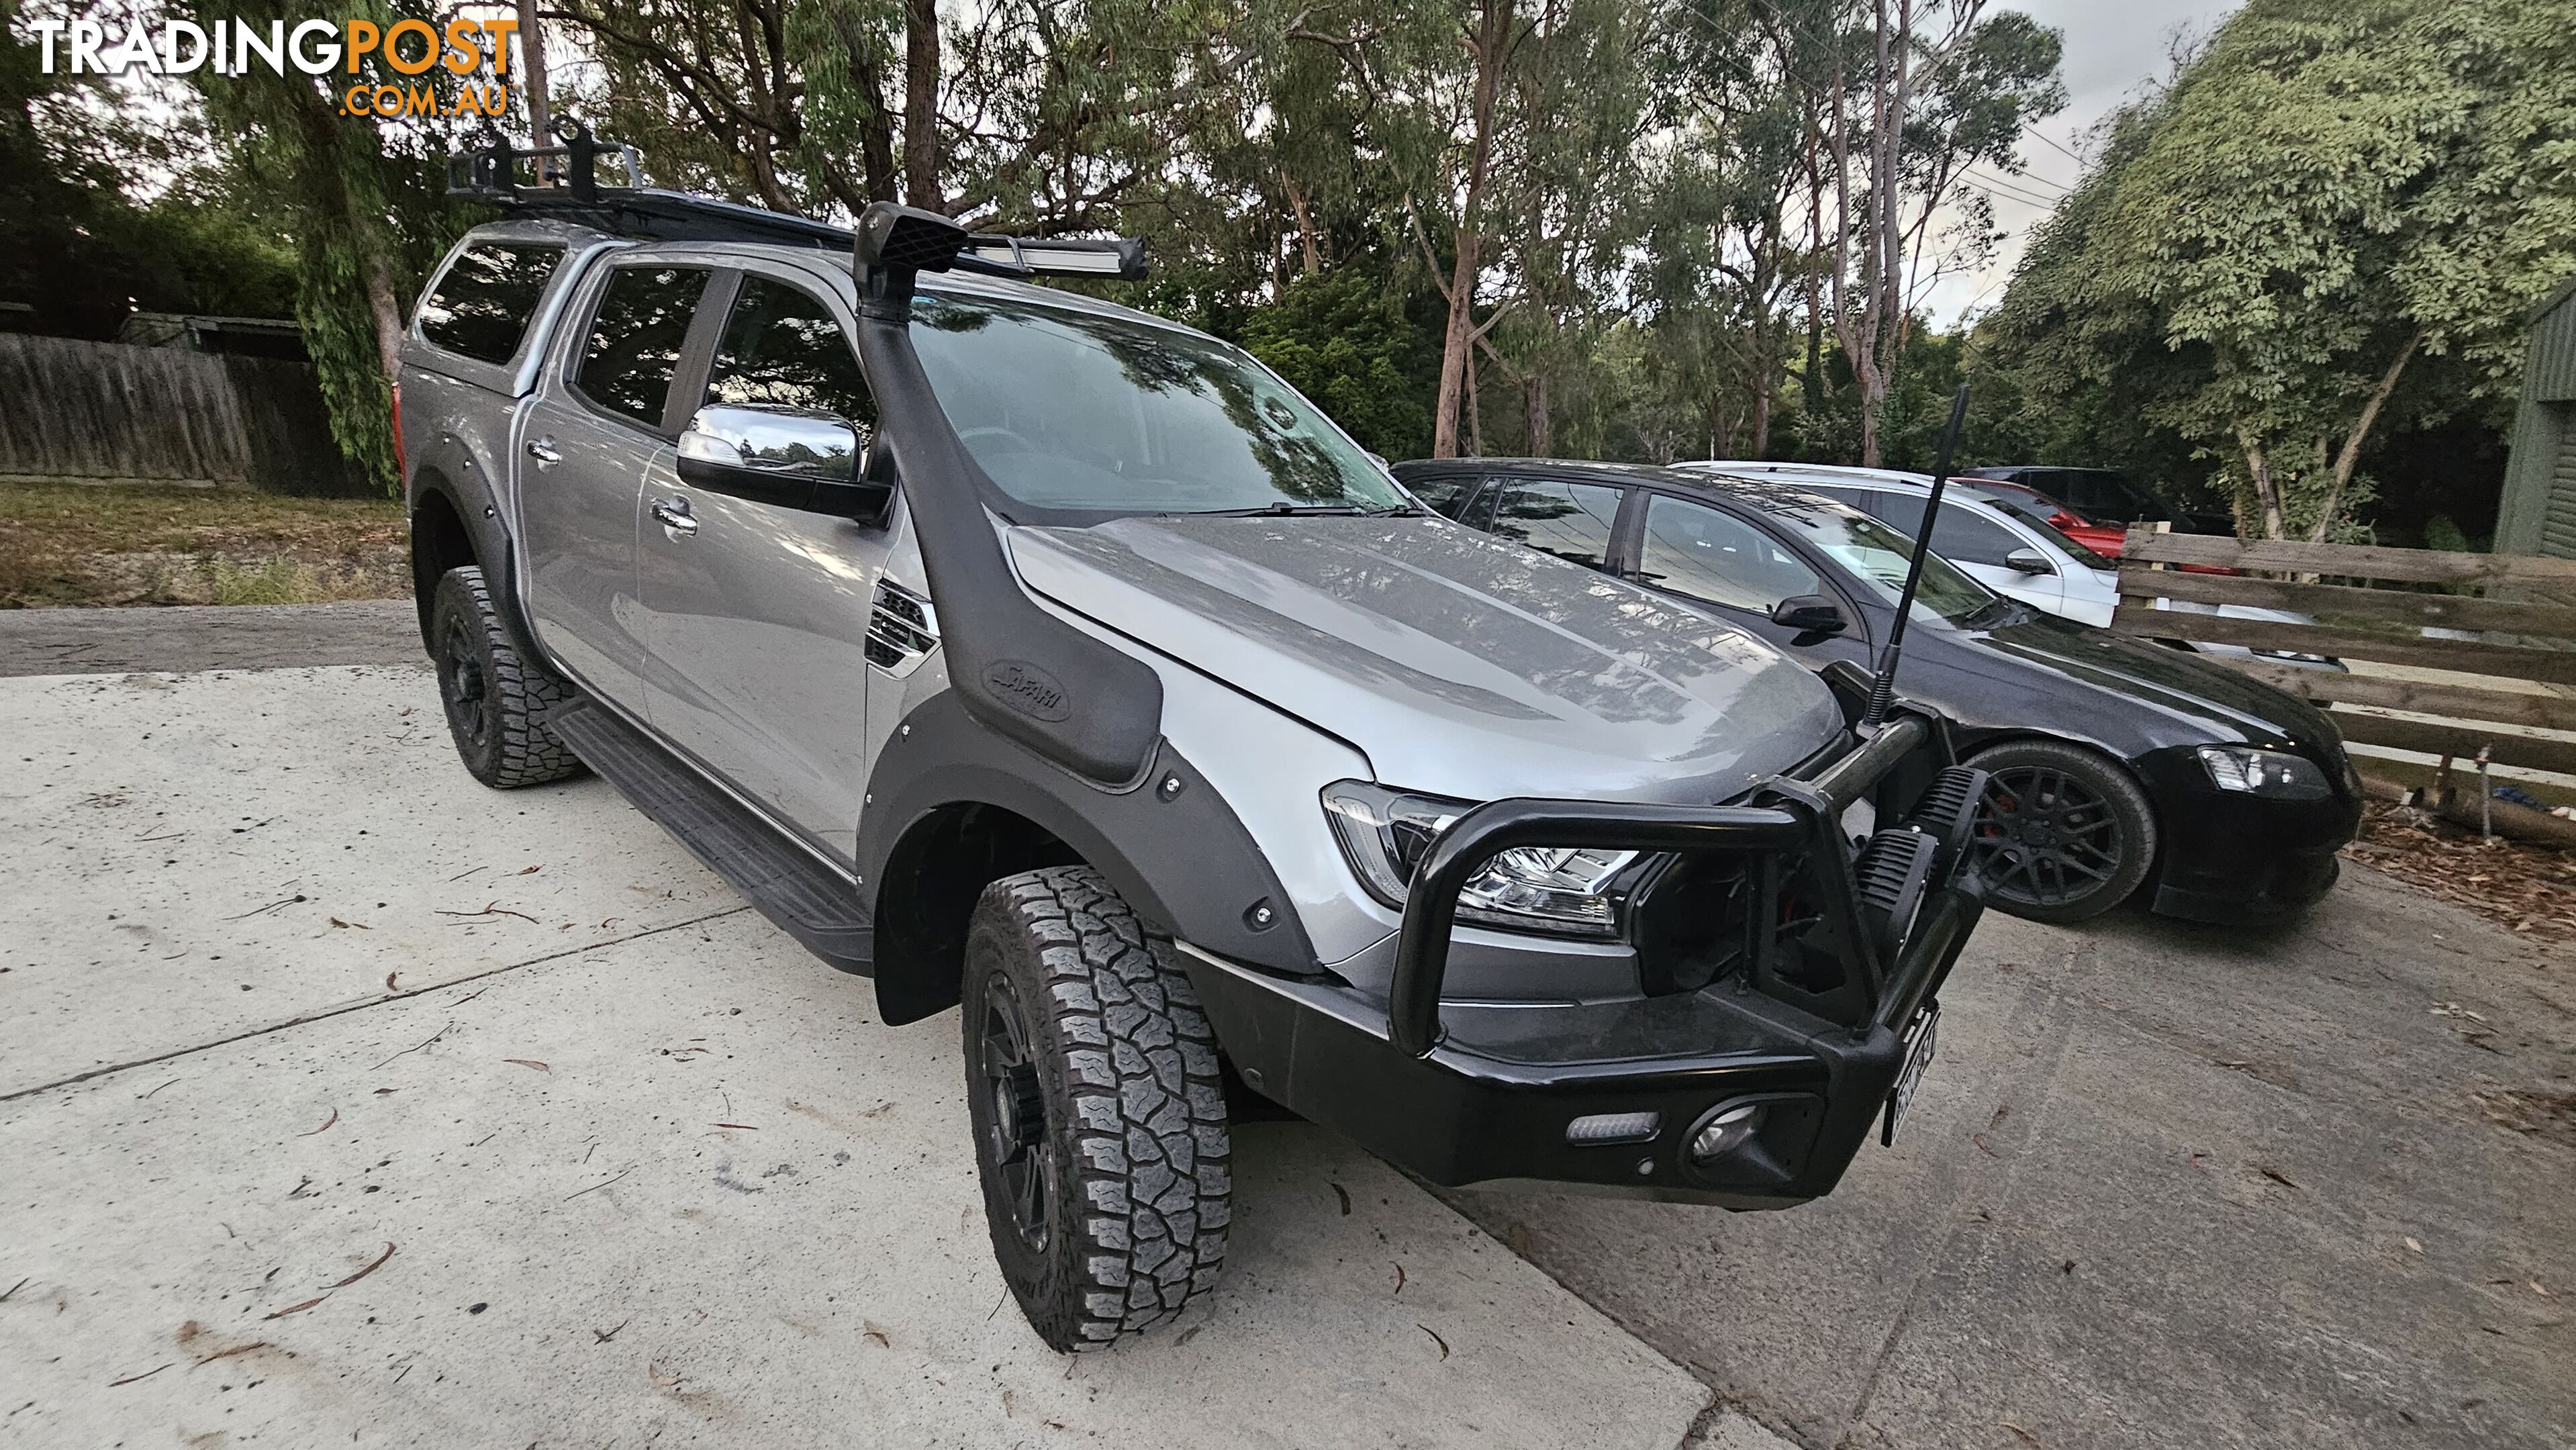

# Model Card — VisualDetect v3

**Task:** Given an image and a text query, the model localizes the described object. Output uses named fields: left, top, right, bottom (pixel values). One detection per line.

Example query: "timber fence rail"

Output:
left=2113, top=525, right=2576, bottom=780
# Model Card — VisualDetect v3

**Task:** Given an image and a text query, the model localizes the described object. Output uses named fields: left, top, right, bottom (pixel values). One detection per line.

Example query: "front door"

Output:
left=516, top=261, right=714, bottom=710
left=1865, top=492, right=2066, bottom=619
left=1626, top=491, right=1876, bottom=673
left=638, top=267, right=892, bottom=863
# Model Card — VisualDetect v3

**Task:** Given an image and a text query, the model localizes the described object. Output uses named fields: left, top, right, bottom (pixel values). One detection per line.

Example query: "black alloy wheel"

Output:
left=436, top=611, right=493, bottom=755
left=427, top=565, right=583, bottom=789
left=975, top=975, right=1058, bottom=1254
left=961, top=867, right=1232, bottom=1351
left=1966, top=740, right=2156, bottom=924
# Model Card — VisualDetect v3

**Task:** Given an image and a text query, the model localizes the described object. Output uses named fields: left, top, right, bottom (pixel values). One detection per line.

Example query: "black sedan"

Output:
left=1393, top=458, right=2363, bottom=926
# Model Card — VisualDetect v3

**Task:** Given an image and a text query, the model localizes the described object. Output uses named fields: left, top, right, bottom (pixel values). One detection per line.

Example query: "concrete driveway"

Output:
left=0, top=658, right=1719, bottom=1449
left=4, top=607, right=2570, bottom=1450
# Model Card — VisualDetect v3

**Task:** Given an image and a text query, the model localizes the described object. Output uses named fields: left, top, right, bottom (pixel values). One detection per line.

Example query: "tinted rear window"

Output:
left=576, top=266, right=712, bottom=429
left=418, top=242, right=561, bottom=364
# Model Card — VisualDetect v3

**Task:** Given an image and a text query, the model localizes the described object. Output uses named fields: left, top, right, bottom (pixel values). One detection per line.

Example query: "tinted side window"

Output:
left=1866, top=493, right=2029, bottom=567
left=1484, top=478, right=1623, bottom=570
left=1400, top=472, right=1478, bottom=519
left=418, top=242, right=562, bottom=364
left=1635, top=495, right=1823, bottom=612
left=575, top=266, right=712, bottom=428
left=703, top=275, right=877, bottom=436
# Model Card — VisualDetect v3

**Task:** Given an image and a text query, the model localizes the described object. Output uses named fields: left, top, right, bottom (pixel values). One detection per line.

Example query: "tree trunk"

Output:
left=855, top=39, right=896, bottom=202
left=2307, top=331, right=2422, bottom=542
left=1432, top=0, right=1512, bottom=460
left=364, top=253, right=404, bottom=385
left=1284, top=177, right=1322, bottom=275
left=2237, top=427, right=2287, bottom=540
left=1523, top=371, right=1549, bottom=456
left=902, top=0, right=939, bottom=209
left=515, top=0, right=552, bottom=166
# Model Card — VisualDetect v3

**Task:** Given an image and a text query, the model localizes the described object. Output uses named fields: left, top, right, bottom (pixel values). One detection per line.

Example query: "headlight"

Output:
left=2197, top=745, right=2332, bottom=800
left=1320, top=780, right=1636, bottom=939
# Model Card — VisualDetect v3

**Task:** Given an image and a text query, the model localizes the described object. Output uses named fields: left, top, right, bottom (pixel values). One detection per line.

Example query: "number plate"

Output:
left=1880, top=1004, right=1940, bottom=1146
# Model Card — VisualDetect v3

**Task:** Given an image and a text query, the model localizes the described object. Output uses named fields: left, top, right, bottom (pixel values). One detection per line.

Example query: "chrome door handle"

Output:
left=525, top=437, right=561, bottom=467
left=651, top=497, right=698, bottom=538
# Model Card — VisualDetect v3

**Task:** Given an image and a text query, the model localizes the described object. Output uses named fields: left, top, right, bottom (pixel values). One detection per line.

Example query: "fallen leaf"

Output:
left=2260, top=1167, right=2301, bottom=1190
left=1988, top=1104, right=2013, bottom=1129
left=1176, top=1326, right=1202, bottom=1347
left=647, top=1363, right=682, bottom=1388
left=108, top=1363, right=172, bottom=1386
left=2405, top=1237, right=2423, bottom=1254
left=1392, top=1263, right=1406, bottom=1296
left=194, top=1341, right=269, bottom=1365
left=331, top=918, right=372, bottom=931
left=1972, top=1133, right=1999, bottom=1157
left=1331, top=1181, right=1352, bottom=1215
left=382, top=971, right=396, bottom=989
left=863, top=1321, right=892, bottom=1349
left=593, top=1319, right=629, bottom=1343
left=713, top=1122, right=757, bottom=1130
left=2002, top=1423, right=2041, bottom=1447
left=504, top=1059, right=550, bottom=1073
left=518, top=865, right=542, bottom=875
left=1417, top=1323, right=1449, bottom=1361
left=295, top=1108, right=337, bottom=1137
left=263, top=1297, right=325, bottom=1320
left=330, top=1242, right=397, bottom=1289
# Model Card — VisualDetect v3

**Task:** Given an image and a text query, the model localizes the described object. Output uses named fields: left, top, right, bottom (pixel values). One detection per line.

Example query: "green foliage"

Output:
left=1972, top=0, right=2576, bottom=538
left=1237, top=263, right=1442, bottom=459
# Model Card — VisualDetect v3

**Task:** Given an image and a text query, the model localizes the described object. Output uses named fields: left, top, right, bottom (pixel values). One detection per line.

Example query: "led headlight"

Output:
left=2197, top=744, right=2332, bottom=800
left=1320, top=780, right=1637, bottom=939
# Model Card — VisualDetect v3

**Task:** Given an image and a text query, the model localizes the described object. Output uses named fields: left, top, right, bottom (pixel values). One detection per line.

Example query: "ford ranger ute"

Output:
left=397, top=128, right=1989, bottom=1351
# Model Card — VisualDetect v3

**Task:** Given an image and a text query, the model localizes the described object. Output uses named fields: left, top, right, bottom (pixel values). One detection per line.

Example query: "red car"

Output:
left=1962, top=467, right=2236, bottom=567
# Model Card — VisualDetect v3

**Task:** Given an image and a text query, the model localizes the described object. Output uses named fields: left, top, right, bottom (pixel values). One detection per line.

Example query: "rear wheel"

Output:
left=1967, top=740, right=2156, bottom=924
left=430, top=565, right=581, bottom=789
left=961, top=866, right=1231, bottom=1351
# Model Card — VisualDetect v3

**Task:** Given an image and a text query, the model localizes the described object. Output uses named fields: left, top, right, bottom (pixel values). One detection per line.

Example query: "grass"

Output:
left=0, top=478, right=407, bottom=608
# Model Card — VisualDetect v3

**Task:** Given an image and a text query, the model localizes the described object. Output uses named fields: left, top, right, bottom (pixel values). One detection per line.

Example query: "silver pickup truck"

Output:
left=395, top=130, right=1988, bottom=1351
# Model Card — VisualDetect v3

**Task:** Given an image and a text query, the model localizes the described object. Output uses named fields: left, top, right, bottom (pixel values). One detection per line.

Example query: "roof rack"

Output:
left=446, top=122, right=1147, bottom=287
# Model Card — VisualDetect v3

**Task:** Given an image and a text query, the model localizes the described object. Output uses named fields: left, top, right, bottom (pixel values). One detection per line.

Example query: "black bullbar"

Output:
left=1178, top=711, right=1987, bottom=1210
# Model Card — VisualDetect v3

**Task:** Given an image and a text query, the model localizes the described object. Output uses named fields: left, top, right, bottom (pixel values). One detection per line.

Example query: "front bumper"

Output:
left=1178, top=710, right=1985, bottom=1208
left=2135, top=746, right=2360, bottom=925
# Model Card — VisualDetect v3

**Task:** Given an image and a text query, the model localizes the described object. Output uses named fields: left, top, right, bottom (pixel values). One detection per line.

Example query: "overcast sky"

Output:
left=1921, top=0, right=2245, bottom=324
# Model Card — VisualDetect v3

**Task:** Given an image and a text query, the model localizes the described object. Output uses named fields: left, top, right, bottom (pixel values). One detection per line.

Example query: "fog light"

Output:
left=1688, top=1104, right=1764, bottom=1163
left=1564, top=1110, right=1661, bottom=1146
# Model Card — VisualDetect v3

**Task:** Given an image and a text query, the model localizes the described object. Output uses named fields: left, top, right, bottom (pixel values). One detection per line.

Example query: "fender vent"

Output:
left=865, top=579, right=939, bottom=675
left=1905, top=766, right=1990, bottom=882
left=1853, top=829, right=1940, bottom=958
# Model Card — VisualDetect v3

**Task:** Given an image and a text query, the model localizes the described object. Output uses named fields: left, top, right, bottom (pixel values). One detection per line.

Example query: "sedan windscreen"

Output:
left=910, top=291, right=1408, bottom=516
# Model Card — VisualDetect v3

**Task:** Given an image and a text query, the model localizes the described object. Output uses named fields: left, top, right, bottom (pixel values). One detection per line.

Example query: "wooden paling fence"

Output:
left=2112, top=526, right=2576, bottom=792
left=0, top=333, right=370, bottom=497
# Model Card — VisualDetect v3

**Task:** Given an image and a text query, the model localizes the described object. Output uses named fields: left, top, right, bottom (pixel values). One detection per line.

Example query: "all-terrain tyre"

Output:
left=430, top=565, right=583, bottom=789
left=961, top=866, right=1231, bottom=1351
left=1966, top=738, right=2157, bottom=924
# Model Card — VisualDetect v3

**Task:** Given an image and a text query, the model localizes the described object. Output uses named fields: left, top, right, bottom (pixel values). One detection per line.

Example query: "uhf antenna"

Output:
left=1862, top=384, right=1971, bottom=728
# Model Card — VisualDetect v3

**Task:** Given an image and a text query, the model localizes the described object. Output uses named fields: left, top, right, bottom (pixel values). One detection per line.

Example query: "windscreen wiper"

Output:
left=1202, top=502, right=1372, bottom=517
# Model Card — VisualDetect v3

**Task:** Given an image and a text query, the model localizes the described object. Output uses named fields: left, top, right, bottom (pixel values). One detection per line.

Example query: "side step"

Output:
left=547, top=701, right=873, bottom=975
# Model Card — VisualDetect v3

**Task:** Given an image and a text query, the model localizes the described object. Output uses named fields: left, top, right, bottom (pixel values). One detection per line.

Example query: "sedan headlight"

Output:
left=2197, top=745, right=2332, bottom=801
left=1320, top=780, right=1636, bottom=939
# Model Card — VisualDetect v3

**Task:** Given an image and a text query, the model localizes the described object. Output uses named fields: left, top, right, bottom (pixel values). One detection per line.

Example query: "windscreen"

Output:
left=1760, top=491, right=1999, bottom=626
left=1975, top=493, right=2113, bottom=567
left=909, top=291, right=1408, bottom=515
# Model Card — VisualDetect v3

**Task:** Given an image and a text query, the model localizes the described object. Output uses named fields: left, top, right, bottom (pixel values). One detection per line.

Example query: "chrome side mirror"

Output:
left=677, top=404, right=888, bottom=521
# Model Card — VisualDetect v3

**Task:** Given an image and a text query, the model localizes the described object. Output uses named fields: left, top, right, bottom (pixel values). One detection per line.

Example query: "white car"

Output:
left=1678, top=463, right=2335, bottom=668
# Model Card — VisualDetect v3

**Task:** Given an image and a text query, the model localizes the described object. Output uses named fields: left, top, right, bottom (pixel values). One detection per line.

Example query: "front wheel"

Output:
left=1967, top=740, right=2157, bottom=924
left=961, top=866, right=1231, bottom=1351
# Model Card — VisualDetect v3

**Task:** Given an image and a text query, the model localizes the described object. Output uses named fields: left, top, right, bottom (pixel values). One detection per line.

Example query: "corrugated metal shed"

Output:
left=2497, top=276, right=2576, bottom=559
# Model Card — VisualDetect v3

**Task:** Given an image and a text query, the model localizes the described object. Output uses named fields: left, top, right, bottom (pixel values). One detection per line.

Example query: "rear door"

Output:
left=516, top=258, right=715, bottom=710
left=637, top=263, right=890, bottom=863
left=1474, top=473, right=1631, bottom=572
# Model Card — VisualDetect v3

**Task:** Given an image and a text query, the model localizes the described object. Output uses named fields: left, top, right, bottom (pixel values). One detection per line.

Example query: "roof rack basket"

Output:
left=446, top=120, right=1147, bottom=283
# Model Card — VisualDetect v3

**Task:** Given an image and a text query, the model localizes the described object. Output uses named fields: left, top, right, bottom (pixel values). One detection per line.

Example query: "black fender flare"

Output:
left=408, top=466, right=546, bottom=669
left=857, top=689, right=1320, bottom=1024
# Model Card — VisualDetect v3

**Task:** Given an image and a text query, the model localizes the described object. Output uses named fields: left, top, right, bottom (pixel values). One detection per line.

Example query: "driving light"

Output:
left=1320, top=780, right=1637, bottom=938
left=1688, top=1104, right=1765, bottom=1164
left=2197, top=745, right=2331, bottom=800
left=1565, top=1111, right=1661, bottom=1147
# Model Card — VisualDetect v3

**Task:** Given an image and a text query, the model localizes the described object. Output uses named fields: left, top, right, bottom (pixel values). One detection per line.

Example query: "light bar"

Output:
left=962, top=236, right=1149, bottom=281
